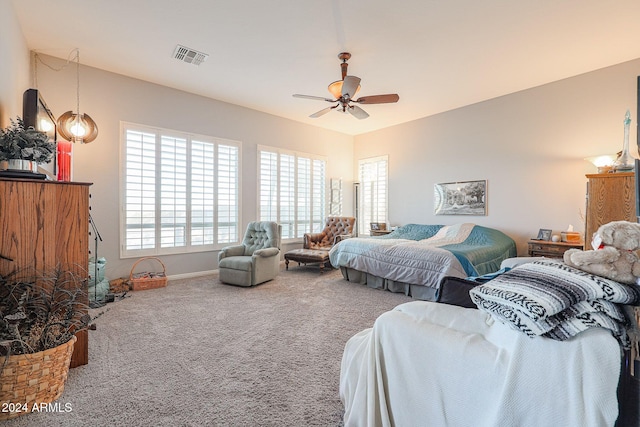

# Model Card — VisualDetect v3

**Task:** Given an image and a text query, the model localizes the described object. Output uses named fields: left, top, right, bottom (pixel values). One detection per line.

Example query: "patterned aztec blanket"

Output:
left=469, top=259, right=640, bottom=346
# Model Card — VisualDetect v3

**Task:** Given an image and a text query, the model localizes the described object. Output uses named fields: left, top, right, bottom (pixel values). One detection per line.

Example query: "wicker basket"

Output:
left=0, top=336, right=76, bottom=420
left=129, top=257, right=167, bottom=291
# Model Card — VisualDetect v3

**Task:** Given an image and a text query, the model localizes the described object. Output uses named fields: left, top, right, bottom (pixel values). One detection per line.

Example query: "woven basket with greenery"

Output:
left=0, top=268, right=88, bottom=419
left=0, top=335, right=76, bottom=420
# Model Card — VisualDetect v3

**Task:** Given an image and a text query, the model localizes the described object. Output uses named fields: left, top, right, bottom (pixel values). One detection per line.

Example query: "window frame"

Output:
left=119, top=122, right=242, bottom=258
left=257, top=145, right=327, bottom=242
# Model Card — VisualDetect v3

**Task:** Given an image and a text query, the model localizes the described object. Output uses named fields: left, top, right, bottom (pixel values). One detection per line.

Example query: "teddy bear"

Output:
left=563, top=220, right=640, bottom=285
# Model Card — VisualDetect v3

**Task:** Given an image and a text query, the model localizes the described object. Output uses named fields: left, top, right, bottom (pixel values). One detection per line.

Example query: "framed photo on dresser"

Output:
left=535, top=228, right=552, bottom=241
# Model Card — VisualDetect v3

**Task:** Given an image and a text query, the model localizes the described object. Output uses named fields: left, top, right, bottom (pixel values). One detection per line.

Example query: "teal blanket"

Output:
left=442, top=226, right=517, bottom=276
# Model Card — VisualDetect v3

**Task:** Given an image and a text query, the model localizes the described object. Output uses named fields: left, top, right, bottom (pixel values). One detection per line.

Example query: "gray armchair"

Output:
left=218, top=221, right=281, bottom=287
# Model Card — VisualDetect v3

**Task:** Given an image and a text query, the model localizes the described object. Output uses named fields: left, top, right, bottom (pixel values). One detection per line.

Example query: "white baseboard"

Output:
left=167, top=270, right=218, bottom=281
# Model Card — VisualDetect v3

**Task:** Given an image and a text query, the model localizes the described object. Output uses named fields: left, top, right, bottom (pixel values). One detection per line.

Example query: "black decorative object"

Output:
left=88, top=214, right=104, bottom=308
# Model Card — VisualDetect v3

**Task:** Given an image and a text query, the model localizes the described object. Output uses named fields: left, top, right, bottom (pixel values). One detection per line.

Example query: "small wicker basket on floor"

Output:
left=0, top=336, right=76, bottom=420
left=129, top=256, right=167, bottom=291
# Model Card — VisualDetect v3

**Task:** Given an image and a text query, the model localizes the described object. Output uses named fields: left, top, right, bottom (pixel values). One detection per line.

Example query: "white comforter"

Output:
left=340, top=301, right=621, bottom=427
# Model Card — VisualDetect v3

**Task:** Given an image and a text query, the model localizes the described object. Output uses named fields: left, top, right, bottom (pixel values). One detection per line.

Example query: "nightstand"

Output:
left=527, top=240, right=584, bottom=258
left=370, top=230, right=393, bottom=236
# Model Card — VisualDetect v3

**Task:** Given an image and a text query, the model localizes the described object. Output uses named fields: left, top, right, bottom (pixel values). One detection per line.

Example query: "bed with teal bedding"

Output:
left=328, top=223, right=517, bottom=300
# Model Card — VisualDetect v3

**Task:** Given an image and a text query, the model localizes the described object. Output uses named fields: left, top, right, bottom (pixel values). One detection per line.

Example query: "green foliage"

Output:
left=0, top=268, right=89, bottom=356
left=0, top=117, right=55, bottom=163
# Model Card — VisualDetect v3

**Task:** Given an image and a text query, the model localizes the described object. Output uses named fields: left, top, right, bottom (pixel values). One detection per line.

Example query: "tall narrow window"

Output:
left=258, top=146, right=326, bottom=240
left=121, top=123, right=240, bottom=257
left=358, top=155, right=388, bottom=235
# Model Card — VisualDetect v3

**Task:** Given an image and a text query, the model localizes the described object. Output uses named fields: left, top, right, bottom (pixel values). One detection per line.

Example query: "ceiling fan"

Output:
left=293, top=52, right=399, bottom=120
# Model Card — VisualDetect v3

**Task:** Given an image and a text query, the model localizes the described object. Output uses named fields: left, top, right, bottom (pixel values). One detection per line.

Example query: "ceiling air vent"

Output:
left=173, top=45, right=209, bottom=66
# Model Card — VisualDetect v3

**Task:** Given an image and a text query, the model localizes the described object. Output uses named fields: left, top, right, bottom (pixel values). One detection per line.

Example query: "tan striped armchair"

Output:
left=303, top=216, right=356, bottom=250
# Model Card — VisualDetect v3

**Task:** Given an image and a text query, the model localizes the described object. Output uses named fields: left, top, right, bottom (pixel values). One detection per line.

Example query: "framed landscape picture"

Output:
left=434, top=180, right=487, bottom=215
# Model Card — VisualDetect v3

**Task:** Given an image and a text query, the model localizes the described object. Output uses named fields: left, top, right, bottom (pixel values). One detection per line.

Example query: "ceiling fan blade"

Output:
left=309, top=105, right=338, bottom=118
left=348, top=105, right=369, bottom=120
left=293, top=94, right=335, bottom=102
left=354, top=94, right=400, bottom=104
left=341, top=76, right=361, bottom=99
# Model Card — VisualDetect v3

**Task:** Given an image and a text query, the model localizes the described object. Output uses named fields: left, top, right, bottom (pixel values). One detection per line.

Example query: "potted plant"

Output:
left=0, top=117, right=55, bottom=172
left=0, top=268, right=89, bottom=420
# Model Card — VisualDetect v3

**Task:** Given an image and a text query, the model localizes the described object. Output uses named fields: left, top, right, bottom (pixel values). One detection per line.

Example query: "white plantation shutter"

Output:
left=358, top=156, right=388, bottom=235
left=259, top=151, right=278, bottom=222
left=216, top=144, right=239, bottom=244
left=296, top=157, right=310, bottom=237
left=280, top=153, right=295, bottom=239
left=122, top=123, right=240, bottom=257
left=191, top=140, right=215, bottom=246
left=160, top=135, right=187, bottom=248
left=312, top=159, right=325, bottom=232
left=258, top=146, right=326, bottom=240
left=124, top=130, right=156, bottom=250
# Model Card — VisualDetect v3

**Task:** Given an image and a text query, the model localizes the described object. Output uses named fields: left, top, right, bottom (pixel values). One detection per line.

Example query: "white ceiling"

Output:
left=11, top=0, right=640, bottom=136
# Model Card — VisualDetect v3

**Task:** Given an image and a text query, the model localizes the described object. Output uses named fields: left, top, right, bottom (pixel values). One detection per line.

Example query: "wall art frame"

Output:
left=434, top=179, right=487, bottom=216
left=330, top=178, right=342, bottom=216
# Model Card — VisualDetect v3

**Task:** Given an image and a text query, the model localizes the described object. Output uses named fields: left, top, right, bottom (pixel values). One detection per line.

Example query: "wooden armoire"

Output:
left=0, top=177, right=91, bottom=367
left=584, top=172, right=636, bottom=249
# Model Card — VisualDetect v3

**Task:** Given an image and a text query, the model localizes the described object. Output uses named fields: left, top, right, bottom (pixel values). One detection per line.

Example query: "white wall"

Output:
left=355, top=58, right=640, bottom=254
left=26, top=55, right=355, bottom=280
left=0, top=0, right=29, bottom=126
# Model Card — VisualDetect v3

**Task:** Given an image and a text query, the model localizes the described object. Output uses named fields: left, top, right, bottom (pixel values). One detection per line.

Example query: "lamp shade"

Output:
left=328, top=80, right=361, bottom=99
left=585, top=154, right=618, bottom=173
left=57, top=111, right=98, bottom=143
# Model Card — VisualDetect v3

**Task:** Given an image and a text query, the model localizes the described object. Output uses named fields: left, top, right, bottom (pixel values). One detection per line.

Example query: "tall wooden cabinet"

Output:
left=0, top=177, right=91, bottom=367
left=584, top=172, right=636, bottom=248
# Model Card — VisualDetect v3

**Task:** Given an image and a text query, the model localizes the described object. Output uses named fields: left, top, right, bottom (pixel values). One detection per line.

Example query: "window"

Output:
left=258, top=146, right=326, bottom=240
left=121, top=123, right=240, bottom=257
left=358, top=155, right=388, bottom=235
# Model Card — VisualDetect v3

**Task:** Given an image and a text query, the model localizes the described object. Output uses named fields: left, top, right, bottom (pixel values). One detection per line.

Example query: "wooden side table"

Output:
left=370, top=230, right=393, bottom=236
left=527, top=240, right=584, bottom=257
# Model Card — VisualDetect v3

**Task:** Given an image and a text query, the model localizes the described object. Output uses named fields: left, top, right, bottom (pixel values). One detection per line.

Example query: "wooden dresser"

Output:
left=0, top=177, right=91, bottom=367
left=584, top=172, right=636, bottom=247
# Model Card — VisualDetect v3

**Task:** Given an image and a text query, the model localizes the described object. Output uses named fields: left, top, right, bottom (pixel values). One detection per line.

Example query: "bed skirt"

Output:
left=339, top=266, right=439, bottom=301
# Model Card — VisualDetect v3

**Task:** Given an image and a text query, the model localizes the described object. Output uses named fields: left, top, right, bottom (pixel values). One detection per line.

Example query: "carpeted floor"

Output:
left=4, top=264, right=411, bottom=427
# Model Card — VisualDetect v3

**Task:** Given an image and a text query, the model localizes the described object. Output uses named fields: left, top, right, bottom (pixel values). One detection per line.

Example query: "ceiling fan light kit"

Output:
left=293, top=52, right=399, bottom=120
left=327, top=80, right=360, bottom=99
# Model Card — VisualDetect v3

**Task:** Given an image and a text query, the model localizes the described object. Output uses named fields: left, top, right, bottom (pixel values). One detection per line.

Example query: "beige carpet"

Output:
left=4, top=264, right=411, bottom=427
